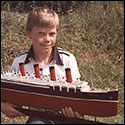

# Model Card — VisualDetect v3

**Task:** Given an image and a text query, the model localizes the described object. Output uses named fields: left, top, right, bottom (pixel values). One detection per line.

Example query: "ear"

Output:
left=26, top=31, right=32, bottom=39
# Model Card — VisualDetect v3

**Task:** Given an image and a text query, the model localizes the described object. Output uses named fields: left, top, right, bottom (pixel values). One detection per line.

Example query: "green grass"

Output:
left=1, top=2, right=124, bottom=124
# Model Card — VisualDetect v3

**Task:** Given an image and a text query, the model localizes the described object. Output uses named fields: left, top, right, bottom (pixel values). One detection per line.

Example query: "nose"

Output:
left=44, top=34, right=50, bottom=42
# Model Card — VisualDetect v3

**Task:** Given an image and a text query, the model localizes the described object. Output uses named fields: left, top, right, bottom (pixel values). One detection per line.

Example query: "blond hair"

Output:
left=26, top=7, right=59, bottom=31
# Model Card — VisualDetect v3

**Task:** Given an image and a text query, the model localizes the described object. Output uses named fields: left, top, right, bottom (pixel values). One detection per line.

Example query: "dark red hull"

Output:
left=1, top=87, right=118, bottom=117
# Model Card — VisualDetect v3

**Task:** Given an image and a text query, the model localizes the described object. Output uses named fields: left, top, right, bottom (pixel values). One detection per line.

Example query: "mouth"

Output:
left=40, top=43, right=52, bottom=46
left=40, top=44, right=53, bottom=49
left=41, top=45, right=52, bottom=46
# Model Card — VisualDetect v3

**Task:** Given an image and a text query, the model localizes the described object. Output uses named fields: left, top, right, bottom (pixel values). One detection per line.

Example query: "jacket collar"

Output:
left=24, top=45, right=64, bottom=66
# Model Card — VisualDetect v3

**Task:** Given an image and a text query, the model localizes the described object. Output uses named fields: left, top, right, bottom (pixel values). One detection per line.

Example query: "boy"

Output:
left=1, top=7, right=81, bottom=124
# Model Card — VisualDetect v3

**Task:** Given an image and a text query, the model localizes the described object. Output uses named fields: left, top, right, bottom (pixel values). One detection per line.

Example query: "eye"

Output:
left=50, top=32, right=56, bottom=36
left=39, top=32, right=45, bottom=35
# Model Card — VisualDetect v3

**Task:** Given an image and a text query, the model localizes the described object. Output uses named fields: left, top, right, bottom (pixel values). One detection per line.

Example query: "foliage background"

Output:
left=1, top=1, right=124, bottom=124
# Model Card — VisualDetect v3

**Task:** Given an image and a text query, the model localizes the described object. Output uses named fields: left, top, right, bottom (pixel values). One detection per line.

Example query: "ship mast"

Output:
left=88, top=57, right=94, bottom=89
left=91, top=65, right=104, bottom=84
left=88, top=57, right=103, bottom=89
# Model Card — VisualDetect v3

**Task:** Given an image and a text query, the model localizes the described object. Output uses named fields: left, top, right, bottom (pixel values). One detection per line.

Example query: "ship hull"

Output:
left=1, top=79, right=118, bottom=117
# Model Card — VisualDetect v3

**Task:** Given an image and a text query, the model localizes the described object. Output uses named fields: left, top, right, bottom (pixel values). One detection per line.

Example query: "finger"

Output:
left=6, top=112, right=21, bottom=118
left=10, top=107, right=25, bottom=117
left=66, top=107, right=75, bottom=118
left=74, top=111, right=82, bottom=119
left=8, top=114, right=20, bottom=118
left=65, top=107, right=72, bottom=118
left=7, top=112, right=25, bottom=118
left=68, top=107, right=75, bottom=118
left=62, top=108, right=67, bottom=117
left=62, top=107, right=70, bottom=117
left=14, top=110, right=25, bottom=116
left=9, top=111, right=25, bottom=118
left=62, top=108, right=69, bottom=117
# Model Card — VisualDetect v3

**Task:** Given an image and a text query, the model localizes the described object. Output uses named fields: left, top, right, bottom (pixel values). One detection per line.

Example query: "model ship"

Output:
left=1, top=63, right=118, bottom=117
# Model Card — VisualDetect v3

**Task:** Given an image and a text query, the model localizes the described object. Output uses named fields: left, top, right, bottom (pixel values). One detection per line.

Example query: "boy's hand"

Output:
left=62, top=107, right=82, bottom=119
left=1, top=101, right=25, bottom=118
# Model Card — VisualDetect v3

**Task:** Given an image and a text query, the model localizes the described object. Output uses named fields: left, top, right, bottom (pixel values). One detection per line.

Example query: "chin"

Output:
left=41, top=46, right=52, bottom=52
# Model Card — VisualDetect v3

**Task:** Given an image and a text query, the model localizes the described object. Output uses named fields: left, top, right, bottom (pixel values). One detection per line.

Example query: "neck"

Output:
left=34, top=48, right=52, bottom=66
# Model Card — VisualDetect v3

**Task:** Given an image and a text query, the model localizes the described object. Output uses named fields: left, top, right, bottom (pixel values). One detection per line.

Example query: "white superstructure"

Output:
left=1, top=71, right=91, bottom=92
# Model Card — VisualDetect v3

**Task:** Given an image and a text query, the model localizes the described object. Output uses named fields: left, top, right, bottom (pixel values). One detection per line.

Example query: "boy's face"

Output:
left=27, top=26, right=57, bottom=53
